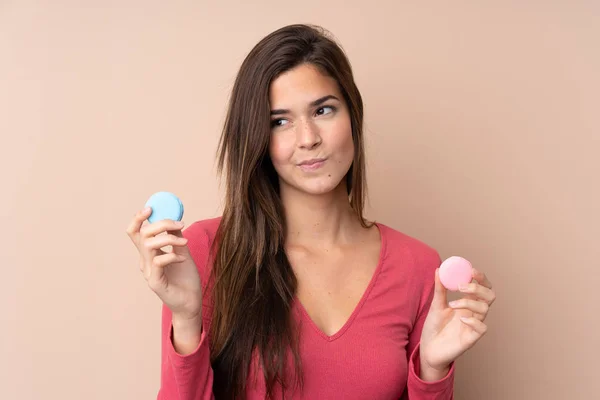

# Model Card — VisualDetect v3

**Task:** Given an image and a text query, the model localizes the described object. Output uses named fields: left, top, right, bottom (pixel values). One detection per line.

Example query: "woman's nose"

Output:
left=297, top=119, right=322, bottom=149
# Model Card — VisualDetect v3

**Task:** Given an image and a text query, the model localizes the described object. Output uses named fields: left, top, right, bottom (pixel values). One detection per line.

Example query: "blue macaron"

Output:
left=145, top=191, right=184, bottom=223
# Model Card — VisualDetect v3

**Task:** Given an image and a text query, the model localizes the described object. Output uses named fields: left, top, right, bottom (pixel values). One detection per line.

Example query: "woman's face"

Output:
left=268, top=63, right=354, bottom=196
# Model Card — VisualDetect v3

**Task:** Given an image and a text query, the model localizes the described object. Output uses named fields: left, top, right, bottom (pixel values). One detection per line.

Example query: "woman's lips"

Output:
left=298, top=158, right=327, bottom=171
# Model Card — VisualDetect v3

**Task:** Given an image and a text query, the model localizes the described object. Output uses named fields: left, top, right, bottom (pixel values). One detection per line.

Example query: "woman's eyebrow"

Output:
left=270, top=95, right=340, bottom=116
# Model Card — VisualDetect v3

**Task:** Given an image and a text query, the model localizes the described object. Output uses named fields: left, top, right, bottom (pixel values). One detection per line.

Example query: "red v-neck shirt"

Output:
left=158, top=217, right=455, bottom=399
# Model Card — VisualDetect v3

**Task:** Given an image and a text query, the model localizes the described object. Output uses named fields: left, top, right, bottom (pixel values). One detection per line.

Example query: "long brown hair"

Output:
left=211, top=23, right=368, bottom=399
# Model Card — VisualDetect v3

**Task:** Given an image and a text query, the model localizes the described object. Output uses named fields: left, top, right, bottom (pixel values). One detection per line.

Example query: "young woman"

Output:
left=126, top=24, right=496, bottom=400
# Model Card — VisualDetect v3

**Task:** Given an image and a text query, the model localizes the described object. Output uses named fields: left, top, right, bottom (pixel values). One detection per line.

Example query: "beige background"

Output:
left=2, top=1, right=599, bottom=399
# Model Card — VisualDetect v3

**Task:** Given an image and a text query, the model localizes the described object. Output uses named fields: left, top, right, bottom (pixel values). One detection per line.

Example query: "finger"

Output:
left=145, top=252, right=187, bottom=281
left=472, top=312, right=485, bottom=321
left=126, top=207, right=152, bottom=240
left=152, top=252, right=186, bottom=269
left=170, top=231, right=192, bottom=257
left=449, top=298, right=489, bottom=319
left=140, top=219, right=185, bottom=238
left=458, top=282, right=496, bottom=305
left=460, top=316, right=488, bottom=340
left=144, top=234, right=188, bottom=252
left=169, top=227, right=185, bottom=238
left=471, top=268, right=492, bottom=289
left=431, top=268, right=448, bottom=310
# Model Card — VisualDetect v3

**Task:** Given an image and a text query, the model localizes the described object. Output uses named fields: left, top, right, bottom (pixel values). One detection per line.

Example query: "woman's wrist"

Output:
left=171, top=314, right=203, bottom=355
left=419, top=356, right=450, bottom=382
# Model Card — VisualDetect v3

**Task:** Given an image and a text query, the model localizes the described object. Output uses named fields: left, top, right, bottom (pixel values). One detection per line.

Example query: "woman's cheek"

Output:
left=270, top=141, right=295, bottom=175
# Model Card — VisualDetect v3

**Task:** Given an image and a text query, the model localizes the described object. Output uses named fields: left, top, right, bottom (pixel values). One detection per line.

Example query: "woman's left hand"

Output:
left=419, top=266, right=496, bottom=377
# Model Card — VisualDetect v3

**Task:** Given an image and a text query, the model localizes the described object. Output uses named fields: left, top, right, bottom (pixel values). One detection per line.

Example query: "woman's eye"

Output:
left=316, top=106, right=335, bottom=116
left=271, top=119, right=288, bottom=128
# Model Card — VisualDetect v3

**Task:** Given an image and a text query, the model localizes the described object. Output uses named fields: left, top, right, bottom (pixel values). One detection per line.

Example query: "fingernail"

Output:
left=458, top=284, right=469, bottom=291
left=449, top=301, right=458, bottom=308
left=143, top=206, right=151, bottom=213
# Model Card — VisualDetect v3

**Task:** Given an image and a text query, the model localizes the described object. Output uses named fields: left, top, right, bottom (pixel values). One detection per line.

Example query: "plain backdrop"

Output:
left=2, top=1, right=599, bottom=399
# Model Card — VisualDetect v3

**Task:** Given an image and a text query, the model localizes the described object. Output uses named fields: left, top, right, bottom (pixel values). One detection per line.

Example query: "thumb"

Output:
left=431, top=268, right=448, bottom=310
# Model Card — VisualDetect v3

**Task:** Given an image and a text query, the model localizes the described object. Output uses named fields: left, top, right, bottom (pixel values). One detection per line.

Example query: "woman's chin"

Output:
left=290, top=178, right=345, bottom=196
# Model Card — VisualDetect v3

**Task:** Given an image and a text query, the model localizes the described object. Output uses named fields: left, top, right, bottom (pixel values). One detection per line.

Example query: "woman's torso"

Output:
left=192, top=218, right=436, bottom=399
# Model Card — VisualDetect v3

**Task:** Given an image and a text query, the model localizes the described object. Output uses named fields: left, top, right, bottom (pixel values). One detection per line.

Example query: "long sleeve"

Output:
left=158, top=305, right=215, bottom=400
left=405, top=251, right=455, bottom=399
left=156, top=218, right=222, bottom=400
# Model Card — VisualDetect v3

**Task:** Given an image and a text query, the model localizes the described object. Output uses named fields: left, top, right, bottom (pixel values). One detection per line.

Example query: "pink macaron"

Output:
left=439, top=256, right=473, bottom=291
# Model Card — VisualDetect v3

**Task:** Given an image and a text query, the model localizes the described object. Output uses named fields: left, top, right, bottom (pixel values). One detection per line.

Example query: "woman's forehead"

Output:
left=269, top=64, right=340, bottom=107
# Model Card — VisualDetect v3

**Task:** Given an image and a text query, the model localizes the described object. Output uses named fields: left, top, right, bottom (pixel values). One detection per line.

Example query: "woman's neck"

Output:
left=280, top=182, right=360, bottom=249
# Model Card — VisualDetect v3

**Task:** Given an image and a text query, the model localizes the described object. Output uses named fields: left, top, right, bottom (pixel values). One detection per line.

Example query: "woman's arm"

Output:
left=405, top=252, right=455, bottom=399
left=157, top=220, right=220, bottom=400
left=158, top=304, right=215, bottom=400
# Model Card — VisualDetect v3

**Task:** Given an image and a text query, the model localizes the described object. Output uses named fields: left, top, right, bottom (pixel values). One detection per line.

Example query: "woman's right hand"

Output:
left=126, top=207, right=203, bottom=326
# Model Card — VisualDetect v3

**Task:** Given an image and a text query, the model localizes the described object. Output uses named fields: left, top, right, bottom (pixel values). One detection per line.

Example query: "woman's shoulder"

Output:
left=181, top=216, right=222, bottom=280
left=182, top=216, right=222, bottom=245
left=376, top=221, right=442, bottom=276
